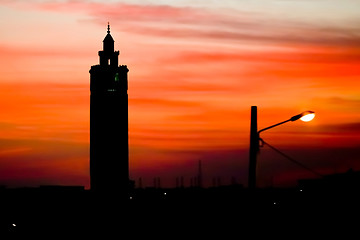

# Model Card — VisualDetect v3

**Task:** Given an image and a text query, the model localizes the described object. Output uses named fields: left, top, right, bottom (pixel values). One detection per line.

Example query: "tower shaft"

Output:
left=89, top=24, right=129, bottom=195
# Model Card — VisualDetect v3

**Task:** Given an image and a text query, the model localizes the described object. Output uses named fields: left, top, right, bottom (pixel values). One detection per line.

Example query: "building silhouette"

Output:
left=89, top=23, right=129, bottom=195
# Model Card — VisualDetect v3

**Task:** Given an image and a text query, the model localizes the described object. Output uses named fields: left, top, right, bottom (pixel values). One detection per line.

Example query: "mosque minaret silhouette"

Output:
left=89, top=23, right=129, bottom=196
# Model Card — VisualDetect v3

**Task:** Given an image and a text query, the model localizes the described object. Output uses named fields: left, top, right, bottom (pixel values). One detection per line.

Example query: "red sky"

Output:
left=0, top=0, right=359, bottom=189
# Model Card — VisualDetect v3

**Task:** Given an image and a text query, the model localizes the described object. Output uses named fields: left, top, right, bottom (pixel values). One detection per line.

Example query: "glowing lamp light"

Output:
left=290, top=111, right=315, bottom=122
left=300, top=112, right=315, bottom=122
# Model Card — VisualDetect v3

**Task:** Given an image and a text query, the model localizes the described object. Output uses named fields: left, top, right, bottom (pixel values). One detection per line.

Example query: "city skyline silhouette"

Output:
left=0, top=1, right=360, bottom=235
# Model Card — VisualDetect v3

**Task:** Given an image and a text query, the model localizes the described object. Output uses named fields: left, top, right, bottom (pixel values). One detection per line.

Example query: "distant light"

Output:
left=300, top=112, right=315, bottom=122
left=300, top=189, right=303, bottom=192
left=273, top=202, right=277, bottom=205
left=129, top=196, right=133, bottom=200
left=114, top=73, right=119, bottom=82
left=163, top=192, right=167, bottom=195
left=12, top=223, right=16, bottom=227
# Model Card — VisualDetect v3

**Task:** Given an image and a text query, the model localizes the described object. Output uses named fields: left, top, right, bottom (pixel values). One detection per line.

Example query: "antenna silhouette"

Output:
left=198, top=159, right=203, bottom=188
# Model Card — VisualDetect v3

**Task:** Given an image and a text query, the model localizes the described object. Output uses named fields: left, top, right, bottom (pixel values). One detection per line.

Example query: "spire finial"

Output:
left=107, top=22, right=110, bottom=34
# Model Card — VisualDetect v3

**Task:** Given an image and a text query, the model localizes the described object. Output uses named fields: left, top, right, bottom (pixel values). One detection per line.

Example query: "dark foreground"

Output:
left=1, top=186, right=359, bottom=238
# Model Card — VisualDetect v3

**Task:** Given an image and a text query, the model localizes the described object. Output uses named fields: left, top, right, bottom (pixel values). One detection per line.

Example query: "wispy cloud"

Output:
left=4, top=1, right=360, bottom=47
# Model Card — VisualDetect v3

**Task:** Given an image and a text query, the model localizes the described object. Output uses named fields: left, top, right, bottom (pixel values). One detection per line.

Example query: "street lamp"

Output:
left=248, top=106, right=315, bottom=189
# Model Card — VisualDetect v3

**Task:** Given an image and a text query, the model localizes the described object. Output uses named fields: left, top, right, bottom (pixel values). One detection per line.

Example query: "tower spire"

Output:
left=107, top=22, right=110, bottom=34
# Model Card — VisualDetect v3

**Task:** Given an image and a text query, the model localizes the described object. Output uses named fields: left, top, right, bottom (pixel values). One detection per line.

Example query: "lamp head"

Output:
left=290, top=111, right=315, bottom=122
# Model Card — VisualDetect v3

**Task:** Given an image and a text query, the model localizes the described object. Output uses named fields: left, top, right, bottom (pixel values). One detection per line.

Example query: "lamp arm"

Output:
left=257, top=119, right=291, bottom=135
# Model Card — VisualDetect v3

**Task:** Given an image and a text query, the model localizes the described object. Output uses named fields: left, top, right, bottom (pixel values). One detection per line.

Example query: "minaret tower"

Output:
left=89, top=23, right=129, bottom=196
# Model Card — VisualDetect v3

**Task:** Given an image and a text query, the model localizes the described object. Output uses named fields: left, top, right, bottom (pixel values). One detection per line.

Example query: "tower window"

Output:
left=108, top=59, right=110, bottom=65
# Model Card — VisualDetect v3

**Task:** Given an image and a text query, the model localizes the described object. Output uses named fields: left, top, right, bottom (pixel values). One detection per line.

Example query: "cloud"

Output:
left=0, top=82, right=89, bottom=143
left=0, top=138, right=88, bottom=159
left=316, top=122, right=360, bottom=133
left=0, top=122, right=16, bottom=130
left=163, top=48, right=360, bottom=66
left=130, top=97, right=202, bottom=109
left=0, top=137, right=89, bottom=187
left=311, top=96, right=360, bottom=113
left=324, top=97, right=360, bottom=107
left=0, top=43, right=91, bottom=58
left=4, top=1, right=360, bottom=48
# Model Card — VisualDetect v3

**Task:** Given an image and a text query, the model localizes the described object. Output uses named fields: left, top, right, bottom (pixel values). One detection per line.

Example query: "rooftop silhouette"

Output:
left=1, top=170, right=360, bottom=236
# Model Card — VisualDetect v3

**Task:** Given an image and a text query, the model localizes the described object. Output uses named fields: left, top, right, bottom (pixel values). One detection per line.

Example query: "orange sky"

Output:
left=0, top=0, right=359, bottom=189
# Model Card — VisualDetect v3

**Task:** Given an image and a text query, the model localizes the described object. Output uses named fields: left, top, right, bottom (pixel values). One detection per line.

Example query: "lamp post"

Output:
left=248, top=106, right=315, bottom=189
